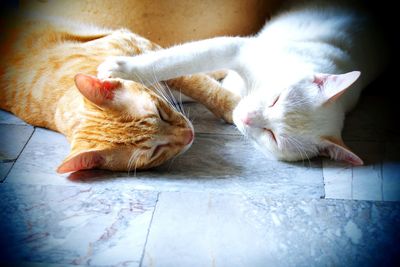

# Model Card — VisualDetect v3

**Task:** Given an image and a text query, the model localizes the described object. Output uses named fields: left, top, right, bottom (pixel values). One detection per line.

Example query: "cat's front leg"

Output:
left=98, top=53, right=186, bottom=85
left=97, top=37, right=246, bottom=85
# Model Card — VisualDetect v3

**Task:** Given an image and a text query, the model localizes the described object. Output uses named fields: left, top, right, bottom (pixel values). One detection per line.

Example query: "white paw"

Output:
left=97, top=56, right=133, bottom=80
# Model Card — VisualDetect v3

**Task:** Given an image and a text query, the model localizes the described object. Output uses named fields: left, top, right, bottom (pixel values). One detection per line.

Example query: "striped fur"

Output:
left=0, top=17, right=203, bottom=173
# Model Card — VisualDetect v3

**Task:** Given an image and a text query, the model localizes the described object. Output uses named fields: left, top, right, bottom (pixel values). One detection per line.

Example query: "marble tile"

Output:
left=323, top=160, right=352, bottom=199
left=185, top=103, right=240, bottom=135
left=323, top=142, right=385, bottom=201
left=143, top=191, right=400, bottom=267
left=0, top=109, right=28, bottom=125
left=351, top=142, right=384, bottom=201
left=0, top=124, right=34, bottom=162
left=383, top=142, right=400, bottom=201
left=5, top=127, right=70, bottom=184
left=0, top=162, right=13, bottom=182
left=0, top=183, right=158, bottom=266
left=7, top=129, right=324, bottom=199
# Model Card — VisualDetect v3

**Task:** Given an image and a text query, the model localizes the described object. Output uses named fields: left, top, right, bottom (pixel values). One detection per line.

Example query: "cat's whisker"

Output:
left=186, top=107, right=191, bottom=122
left=132, top=72, right=148, bottom=87
left=163, top=79, right=184, bottom=115
left=142, top=67, right=160, bottom=88
left=281, top=135, right=300, bottom=157
left=159, top=84, right=182, bottom=115
left=163, top=82, right=182, bottom=114
left=286, top=136, right=312, bottom=167
left=287, top=136, right=306, bottom=161
left=151, top=81, right=180, bottom=114
left=149, top=66, right=178, bottom=111
left=134, top=72, right=173, bottom=109
left=135, top=71, right=175, bottom=111
left=133, top=151, right=146, bottom=178
left=128, top=148, right=149, bottom=177
left=148, top=68, right=184, bottom=116
left=155, top=86, right=170, bottom=104
left=164, top=85, right=179, bottom=111
left=284, top=136, right=306, bottom=165
left=127, top=149, right=142, bottom=176
left=177, top=89, right=186, bottom=117
left=152, top=82, right=169, bottom=102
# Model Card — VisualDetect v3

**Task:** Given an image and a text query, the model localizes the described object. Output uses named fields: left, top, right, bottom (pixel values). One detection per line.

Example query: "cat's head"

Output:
left=233, top=71, right=363, bottom=165
left=57, top=74, right=193, bottom=173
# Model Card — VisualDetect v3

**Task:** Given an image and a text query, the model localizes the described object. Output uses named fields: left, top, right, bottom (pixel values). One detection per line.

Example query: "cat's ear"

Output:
left=74, top=73, right=121, bottom=107
left=320, top=136, right=363, bottom=166
left=314, top=71, right=361, bottom=104
left=57, top=150, right=104, bottom=173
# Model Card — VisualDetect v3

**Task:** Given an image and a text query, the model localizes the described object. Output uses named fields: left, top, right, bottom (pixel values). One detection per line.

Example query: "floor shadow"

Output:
left=67, top=135, right=246, bottom=182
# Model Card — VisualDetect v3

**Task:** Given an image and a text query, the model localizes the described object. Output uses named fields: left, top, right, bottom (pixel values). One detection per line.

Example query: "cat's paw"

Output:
left=97, top=56, right=134, bottom=80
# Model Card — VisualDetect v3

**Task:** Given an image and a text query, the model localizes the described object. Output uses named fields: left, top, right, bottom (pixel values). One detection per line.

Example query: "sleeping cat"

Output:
left=0, top=16, right=238, bottom=173
left=98, top=0, right=387, bottom=165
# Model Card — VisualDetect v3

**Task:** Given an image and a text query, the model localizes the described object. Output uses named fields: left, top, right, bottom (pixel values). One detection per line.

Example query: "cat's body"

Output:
left=99, top=0, right=387, bottom=164
left=0, top=16, right=237, bottom=173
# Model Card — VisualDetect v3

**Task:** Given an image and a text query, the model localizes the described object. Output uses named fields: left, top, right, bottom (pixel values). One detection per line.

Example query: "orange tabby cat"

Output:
left=0, top=16, right=238, bottom=173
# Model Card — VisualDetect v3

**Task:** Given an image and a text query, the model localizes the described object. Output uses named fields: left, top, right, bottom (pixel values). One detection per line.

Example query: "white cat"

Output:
left=98, top=0, right=386, bottom=165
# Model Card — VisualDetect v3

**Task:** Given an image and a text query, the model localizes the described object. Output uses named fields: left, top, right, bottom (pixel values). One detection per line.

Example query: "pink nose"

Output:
left=184, top=129, right=194, bottom=145
left=241, top=116, right=252, bottom=126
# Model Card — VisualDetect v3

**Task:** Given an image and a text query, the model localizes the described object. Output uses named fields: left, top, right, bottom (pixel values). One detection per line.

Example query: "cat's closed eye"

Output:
left=263, top=128, right=277, bottom=143
left=157, top=107, right=170, bottom=123
left=269, top=95, right=280, bottom=108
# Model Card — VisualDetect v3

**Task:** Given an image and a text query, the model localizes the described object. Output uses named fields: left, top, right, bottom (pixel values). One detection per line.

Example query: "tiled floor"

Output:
left=1, top=84, right=399, bottom=266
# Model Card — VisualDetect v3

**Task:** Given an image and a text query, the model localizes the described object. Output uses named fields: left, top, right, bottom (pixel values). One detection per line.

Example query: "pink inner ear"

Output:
left=74, top=73, right=120, bottom=106
left=313, top=75, right=328, bottom=89
left=314, top=71, right=361, bottom=104
left=343, top=153, right=364, bottom=166
left=57, top=151, right=104, bottom=173
left=321, top=136, right=364, bottom=166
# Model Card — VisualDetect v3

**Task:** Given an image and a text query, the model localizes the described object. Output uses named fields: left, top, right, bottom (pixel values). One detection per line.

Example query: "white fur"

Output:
left=98, top=0, right=386, bottom=164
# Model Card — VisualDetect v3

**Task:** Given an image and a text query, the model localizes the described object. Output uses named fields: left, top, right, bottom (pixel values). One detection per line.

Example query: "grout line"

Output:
left=139, top=191, right=160, bottom=267
left=0, top=127, right=36, bottom=183
left=321, top=159, right=326, bottom=199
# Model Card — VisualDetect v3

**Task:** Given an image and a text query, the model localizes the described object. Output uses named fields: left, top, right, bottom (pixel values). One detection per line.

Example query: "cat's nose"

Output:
left=240, top=111, right=265, bottom=128
left=240, top=111, right=258, bottom=126
left=183, top=129, right=194, bottom=145
left=241, top=116, right=252, bottom=126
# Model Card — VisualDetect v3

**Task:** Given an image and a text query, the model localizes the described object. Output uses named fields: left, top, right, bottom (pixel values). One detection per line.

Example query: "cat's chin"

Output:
left=177, top=141, right=194, bottom=157
left=245, top=133, right=318, bottom=163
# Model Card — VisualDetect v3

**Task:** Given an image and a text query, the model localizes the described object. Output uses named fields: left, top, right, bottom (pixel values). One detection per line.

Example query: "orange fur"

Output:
left=0, top=17, right=237, bottom=173
left=166, top=75, right=239, bottom=123
left=0, top=15, right=238, bottom=173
